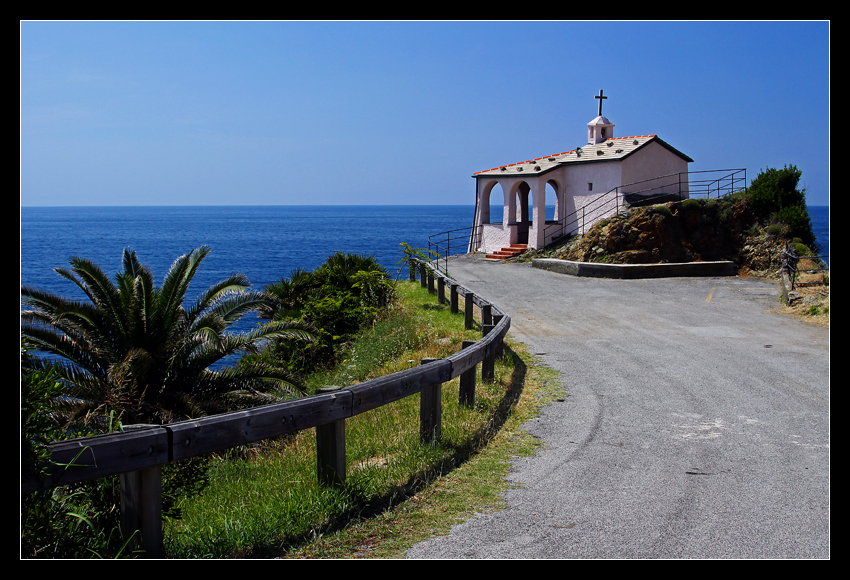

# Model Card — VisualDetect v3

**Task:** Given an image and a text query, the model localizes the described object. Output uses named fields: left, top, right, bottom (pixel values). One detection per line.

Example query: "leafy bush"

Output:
left=252, top=252, right=395, bottom=378
left=790, top=241, right=810, bottom=256
left=681, top=198, right=701, bottom=211
left=766, top=223, right=785, bottom=238
left=21, top=342, right=127, bottom=558
left=745, top=165, right=818, bottom=251
left=651, top=205, right=673, bottom=218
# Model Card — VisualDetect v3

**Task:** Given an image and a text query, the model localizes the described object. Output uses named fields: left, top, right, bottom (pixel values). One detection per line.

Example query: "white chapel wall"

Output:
left=564, top=162, right=625, bottom=235
left=620, top=141, right=690, bottom=198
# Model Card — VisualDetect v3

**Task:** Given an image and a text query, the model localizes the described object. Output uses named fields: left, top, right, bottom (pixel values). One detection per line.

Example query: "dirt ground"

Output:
left=775, top=258, right=829, bottom=327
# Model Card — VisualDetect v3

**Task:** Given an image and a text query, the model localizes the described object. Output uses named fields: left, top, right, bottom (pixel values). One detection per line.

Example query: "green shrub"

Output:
left=21, top=343, right=128, bottom=558
left=745, top=165, right=818, bottom=251
left=681, top=198, right=701, bottom=211
left=766, top=223, right=785, bottom=238
left=652, top=205, right=672, bottom=218
left=790, top=242, right=810, bottom=256
left=805, top=304, right=827, bottom=316
left=250, top=252, right=395, bottom=376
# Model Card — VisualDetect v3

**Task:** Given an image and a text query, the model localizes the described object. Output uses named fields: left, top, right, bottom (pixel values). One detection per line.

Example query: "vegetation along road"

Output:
left=406, top=254, right=829, bottom=559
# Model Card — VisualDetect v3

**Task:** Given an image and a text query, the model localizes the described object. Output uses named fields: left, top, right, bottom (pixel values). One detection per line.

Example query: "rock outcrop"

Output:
left=519, top=198, right=789, bottom=276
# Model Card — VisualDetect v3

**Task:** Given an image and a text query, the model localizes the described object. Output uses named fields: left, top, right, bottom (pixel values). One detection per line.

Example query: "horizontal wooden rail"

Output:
left=21, top=260, right=510, bottom=557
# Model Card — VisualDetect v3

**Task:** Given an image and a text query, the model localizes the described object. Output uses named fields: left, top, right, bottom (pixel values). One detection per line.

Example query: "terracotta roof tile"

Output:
left=471, top=135, right=688, bottom=177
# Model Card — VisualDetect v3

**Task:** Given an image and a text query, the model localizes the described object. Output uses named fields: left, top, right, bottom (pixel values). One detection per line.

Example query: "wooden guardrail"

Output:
left=21, top=260, right=510, bottom=558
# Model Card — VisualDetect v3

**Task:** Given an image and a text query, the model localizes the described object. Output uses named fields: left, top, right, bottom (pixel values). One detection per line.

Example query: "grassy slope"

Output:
left=164, top=280, right=563, bottom=558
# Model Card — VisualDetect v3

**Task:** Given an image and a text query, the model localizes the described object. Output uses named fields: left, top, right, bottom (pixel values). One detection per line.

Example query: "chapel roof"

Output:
left=587, top=115, right=613, bottom=126
left=472, top=135, right=693, bottom=178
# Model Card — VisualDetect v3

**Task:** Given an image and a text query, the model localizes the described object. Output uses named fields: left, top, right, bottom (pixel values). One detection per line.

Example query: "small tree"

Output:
left=746, top=165, right=818, bottom=252
left=396, top=242, right=440, bottom=280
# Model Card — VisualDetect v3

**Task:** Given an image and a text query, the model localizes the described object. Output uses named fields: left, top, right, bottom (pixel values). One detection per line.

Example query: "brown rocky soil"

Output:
left=775, top=258, right=830, bottom=327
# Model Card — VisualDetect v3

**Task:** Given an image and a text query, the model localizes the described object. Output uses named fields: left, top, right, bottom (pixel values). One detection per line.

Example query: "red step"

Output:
left=485, top=244, right=528, bottom=260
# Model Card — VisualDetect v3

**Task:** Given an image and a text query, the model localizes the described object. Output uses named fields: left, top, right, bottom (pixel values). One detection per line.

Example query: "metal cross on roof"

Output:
left=595, top=89, right=607, bottom=116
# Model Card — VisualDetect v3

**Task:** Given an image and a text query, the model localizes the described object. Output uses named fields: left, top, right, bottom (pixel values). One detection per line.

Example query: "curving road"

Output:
left=406, top=254, right=829, bottom=559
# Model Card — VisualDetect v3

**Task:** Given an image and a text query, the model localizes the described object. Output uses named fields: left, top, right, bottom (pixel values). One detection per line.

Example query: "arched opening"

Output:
left=545, top=180, right=559, bottom=221
left=512, top=181, right=531, bottom=245
left=487, top=182, right=505, bottom=224
left=515, top=182, right=530, bottom=223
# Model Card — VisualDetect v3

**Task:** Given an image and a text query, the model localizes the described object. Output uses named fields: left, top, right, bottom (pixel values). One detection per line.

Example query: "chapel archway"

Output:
left=487, top=182, right=505, bottom=224
left=545, top=179, right=560, bottom=221
left=510, top=181, right=532, bottom=244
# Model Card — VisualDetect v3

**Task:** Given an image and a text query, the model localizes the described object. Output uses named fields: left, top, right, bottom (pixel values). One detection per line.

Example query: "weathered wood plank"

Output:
left=419, top=358, right=442, bottom=444
left=120, top=464, right=162, bottom=558
left=446, top=338, right=486, bottom=377
left=22, top=427, right=169, bottom=492
left=347, top=359, right=452, bottom=415
left=315, top=385, right=347, bottom=487
left=449, top=282, right=459, bottom=314
left=167, top=390, right=353, bottom=460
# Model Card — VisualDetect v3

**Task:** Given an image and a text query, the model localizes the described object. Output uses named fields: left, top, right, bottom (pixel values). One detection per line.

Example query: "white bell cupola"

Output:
left=587, top=89, right=614, bottom=145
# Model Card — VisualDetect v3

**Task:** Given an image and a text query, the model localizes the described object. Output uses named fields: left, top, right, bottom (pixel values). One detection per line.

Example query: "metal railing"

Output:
left=686, top=168, right=748, bottom=199
left=428, top=225, right=480, bottom=275
left=783, top=242, right=829, bottom=291
left=542, top=169, right=747, bottom=246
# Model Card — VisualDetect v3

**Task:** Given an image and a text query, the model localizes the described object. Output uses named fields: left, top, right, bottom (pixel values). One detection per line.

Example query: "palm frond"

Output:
left=185, top=273, right=253, bottom=319
left=198, top=289, right=270, bottom=327
left=22, top=245, right=318, bottom=430
left=197, top=362, right=309, bottom=399
left=63, top=256, right=129, bottom=337
left=156, top=246, right=211, bottom=330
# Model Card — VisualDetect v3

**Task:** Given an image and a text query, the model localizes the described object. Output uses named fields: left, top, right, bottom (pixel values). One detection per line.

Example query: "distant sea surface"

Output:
left=20, top=203, right=829, bottom=302
left=21, top=205, right=476, bottom=307
left=808, top=205, right=829, bottom=265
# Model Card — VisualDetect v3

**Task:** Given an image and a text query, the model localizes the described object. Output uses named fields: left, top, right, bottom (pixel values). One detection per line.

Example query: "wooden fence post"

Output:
left=315, top=386, right=346, bottom=488
left=459, top=340, right=477, bottom=407
left=427, top=271, right=435, bottom=294
left=464, top=292, right=474, bottom=330
left=420, top=262, right=427, bottom=288
left=482, top=324, right=495, bottom=382
left=419, top=358, right=442, bottom=444
left=493, top=314, right=504, bottom=359
left=409, top=258, right=417, bottom=281
left=437, top=276, right=445, bottom=304
left=449, top=283, right=459, bottom=314
left=482, top=303, right=492, bottom=326
left=119, top=425, right=163, bottom=558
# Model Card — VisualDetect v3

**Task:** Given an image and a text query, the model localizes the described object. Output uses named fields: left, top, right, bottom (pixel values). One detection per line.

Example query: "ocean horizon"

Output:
left=20, top=205, right=478, bottom=306
left=20, top=203, right=829, bottom=300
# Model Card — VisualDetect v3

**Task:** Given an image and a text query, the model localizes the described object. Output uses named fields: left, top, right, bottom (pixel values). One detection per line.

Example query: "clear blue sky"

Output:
left=20, top=21, right=830, bottom=207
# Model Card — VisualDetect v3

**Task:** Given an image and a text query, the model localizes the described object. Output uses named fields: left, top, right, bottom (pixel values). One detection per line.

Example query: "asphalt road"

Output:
left=405, top=255, right=829, bottom=559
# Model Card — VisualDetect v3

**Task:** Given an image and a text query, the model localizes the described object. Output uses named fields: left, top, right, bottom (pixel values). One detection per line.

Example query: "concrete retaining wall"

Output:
left=532, top=258, right=738, bottom=279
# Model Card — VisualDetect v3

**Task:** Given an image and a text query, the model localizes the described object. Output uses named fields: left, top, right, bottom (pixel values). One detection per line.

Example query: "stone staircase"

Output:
left=485, top=244, right=528, bottom=261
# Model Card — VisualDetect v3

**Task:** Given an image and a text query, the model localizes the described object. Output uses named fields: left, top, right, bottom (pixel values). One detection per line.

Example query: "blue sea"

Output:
left=20, top=203, right=830, bottom=305
left=20, top=205, right=476, bottom=327
left=808, top=205, right=829, bottom=265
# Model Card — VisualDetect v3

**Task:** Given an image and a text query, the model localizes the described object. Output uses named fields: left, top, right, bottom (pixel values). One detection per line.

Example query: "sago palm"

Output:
left=21, top=246, right=316, bottom=430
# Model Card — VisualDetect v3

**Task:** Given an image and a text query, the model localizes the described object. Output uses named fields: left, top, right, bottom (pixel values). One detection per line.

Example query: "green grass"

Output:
left=162, top=281, right=563, bottom=558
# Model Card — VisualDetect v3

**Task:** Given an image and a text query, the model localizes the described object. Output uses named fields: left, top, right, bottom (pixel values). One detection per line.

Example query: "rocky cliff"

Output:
left=520, top=198, right=788, bottom=277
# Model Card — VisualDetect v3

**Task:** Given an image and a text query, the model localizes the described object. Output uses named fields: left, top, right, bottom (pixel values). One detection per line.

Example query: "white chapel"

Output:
left=469, top=91, right=694, bottom=255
